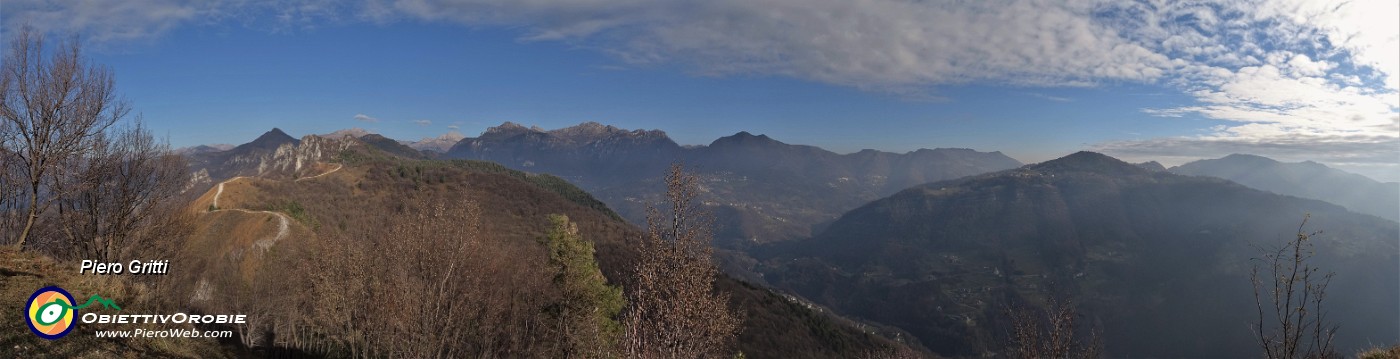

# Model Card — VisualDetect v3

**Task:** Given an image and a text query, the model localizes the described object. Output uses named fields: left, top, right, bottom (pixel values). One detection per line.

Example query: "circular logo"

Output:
left=26, top=286, right=77, bottom=340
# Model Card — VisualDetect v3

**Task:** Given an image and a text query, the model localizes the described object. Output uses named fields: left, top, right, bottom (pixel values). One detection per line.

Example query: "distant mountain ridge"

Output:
left=177, top=137, right=907, bottom=357
left=405, top=131, right=466, bottom=153
left=755, top=151, right=1399, bottom=357
left=182, top=128, right=360, bottom=198
left=445, top=121, right=1023, bottom=245
left=1134, top=160, right=1166, bottom=172
left=1170, top=154, right=1399, bottom=221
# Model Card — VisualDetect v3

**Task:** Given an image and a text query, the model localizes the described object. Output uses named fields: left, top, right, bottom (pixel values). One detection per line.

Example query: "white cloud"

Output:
left=413, top=119, right=431, bottom=126
left=369, top=0, right=1173, bottom=91
left=1106, top=0, right=1399, bottom=176
left=1, top=0, right=211, bottom=43
left=353, top=113, right=378, bottom=123
left=447, top=125, right=460, bottom=130
left=1, top=0, right=352, bottom=45
left=1028, top=93, right=1072, bottom=102
left=6, top=0, right=1396, bottom=173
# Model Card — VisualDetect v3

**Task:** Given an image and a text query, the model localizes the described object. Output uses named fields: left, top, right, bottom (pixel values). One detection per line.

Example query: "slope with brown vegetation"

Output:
left=0, top=249, right=235, bottom=358
left=1359, top=345, right=1400, bottom=359
left=171, top=142, right=912, bottom=357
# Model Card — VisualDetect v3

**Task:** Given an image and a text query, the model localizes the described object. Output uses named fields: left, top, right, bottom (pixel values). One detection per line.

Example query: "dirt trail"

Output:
left=295, top=164, right=342, bottom=182
left=207, top=165, right=338, bottom=251
left=211, top=176, right=246, bottom=209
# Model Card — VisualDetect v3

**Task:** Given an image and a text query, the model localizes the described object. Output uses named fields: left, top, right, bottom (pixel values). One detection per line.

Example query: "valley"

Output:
left=176, top=126, right=1400, bottom=358
left=5, top=6, right=1398, bottom=357
left=172, top=134, right=908, bottom=357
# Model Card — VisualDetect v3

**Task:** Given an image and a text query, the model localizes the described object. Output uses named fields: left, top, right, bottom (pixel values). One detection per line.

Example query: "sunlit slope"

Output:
left=176, top=142, right=905, bottom=358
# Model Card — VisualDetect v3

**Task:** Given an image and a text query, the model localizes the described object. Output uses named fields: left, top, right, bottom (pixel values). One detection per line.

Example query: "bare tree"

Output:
left=1005, top=298, right=1101, bottom=359
left=860, top=344, right=926, bottom=359
left=54, top=121, right=188, bottom=260
left=0, top=130, right=19, bottom=235
left=1, top=26, right=128, bottom=250
left=379, top=198, right=486, bottom=358
left=293, top=195, right=558, bottom=358
left=1251, top=215, right=1338, bottom=359
left=623, top=163, right=742, bottom=358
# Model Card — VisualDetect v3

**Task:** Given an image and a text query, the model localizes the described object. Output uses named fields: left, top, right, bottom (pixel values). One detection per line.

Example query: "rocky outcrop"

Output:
left=188, top=131, right=358, bottom=182
left=183, top=168, right=212, bottom=194
left=251, top=135, right=356, bottom=178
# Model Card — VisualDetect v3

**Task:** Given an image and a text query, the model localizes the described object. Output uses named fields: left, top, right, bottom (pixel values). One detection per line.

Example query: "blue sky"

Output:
left=3, top=0, right=1397, bottom=180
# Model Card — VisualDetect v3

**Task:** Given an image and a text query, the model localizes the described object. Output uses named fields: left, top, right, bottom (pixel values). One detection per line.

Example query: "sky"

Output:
left=2, top=0, right=1397, bottom=181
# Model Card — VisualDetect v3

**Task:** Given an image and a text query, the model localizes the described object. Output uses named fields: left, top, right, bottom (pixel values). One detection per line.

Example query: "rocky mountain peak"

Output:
left=548, top=121, right=618, bottom=140
left=319, top=128, right=374, bottom=139
left=484, top=121, right=537, bottom=134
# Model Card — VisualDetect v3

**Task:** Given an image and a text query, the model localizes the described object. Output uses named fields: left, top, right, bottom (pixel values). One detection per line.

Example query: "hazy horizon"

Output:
left=3, top=2, right=1397, bottom=356
left=4, top=0, right=1396, bottom=181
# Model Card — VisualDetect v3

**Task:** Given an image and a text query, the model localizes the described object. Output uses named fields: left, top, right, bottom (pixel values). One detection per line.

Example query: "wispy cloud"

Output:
left=413, top=119, right=431, bottom=126
left=1028, top=93, right=1072, bottom=102
left=1094, top=0, right=1399, bottom=178
left=6, top=0, right=1396, bottom=172
left=379, top=0, right=1174, bottom=91
left=1, top=0, right=209, bottom=44
left=353, top=113, right=378, bottom=123
left=447, top=125, right=460, bottom=130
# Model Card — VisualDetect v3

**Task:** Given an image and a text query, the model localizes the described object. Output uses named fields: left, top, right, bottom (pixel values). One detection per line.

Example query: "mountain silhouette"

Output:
left=757, top=151, right=1399, bottom=357
left=1171, top=154, right=1399, bottom=221
left=445, top=122, right=1022, bottom=245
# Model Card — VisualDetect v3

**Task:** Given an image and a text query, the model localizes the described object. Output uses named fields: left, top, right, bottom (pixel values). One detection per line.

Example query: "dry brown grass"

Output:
left=165, top=151, right=911, bottom=357
left=1358, top=345, right=1400, bottom=359
left=0, top=248, right=233, bottom=358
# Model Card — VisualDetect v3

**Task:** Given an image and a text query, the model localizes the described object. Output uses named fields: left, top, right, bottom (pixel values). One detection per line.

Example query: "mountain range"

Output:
left=444, top=121, right=1023, bottom=246
left=1170, top=154, right=1399, bottom=221
left=754, top=151, right=1398, bottom=357
left=178, top=125, right=1400, bottom=357
left=174, top=133, right=906, bottom=357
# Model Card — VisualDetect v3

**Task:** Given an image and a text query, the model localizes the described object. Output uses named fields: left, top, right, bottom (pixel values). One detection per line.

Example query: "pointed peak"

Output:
left=232, top=128, right=298, bottom=153
left=253, top=128, right=296, bottom=143
left=263, top=127, right=289, bottom=137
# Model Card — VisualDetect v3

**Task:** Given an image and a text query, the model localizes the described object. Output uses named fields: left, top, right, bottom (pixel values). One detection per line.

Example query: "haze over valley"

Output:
left=3, top=1, right=1397, bottom=358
